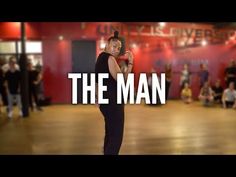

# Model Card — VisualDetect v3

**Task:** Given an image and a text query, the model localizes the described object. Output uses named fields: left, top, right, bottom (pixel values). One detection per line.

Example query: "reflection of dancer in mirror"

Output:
left=95, top=31, right=133, bottom=155
left=180, top=63, right=191, bottom=89
left=181, top=82, right=192, bottom=104
left=222, top=82, right=236, bottom=109
left=165, top=63, right=172, bottom=100
left=27, top=61, right=43, bottom=112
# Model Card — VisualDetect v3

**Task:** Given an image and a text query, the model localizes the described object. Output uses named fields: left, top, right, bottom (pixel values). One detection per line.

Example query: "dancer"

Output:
left=95, top=31, right=133, bottom=155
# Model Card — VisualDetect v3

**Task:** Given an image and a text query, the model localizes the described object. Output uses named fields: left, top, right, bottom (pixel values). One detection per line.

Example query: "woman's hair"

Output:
left=165, top=63, right=171, bottom=70
left=9, top=56, right=16, bottom=64
left=108, top=31, right=121, bottom=42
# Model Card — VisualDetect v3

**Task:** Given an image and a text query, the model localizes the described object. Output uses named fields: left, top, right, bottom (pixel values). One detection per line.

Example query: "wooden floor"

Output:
left=0, top=101, right=236, bottom=155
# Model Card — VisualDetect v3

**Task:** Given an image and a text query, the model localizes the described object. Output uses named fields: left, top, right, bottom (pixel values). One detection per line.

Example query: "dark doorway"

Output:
left=72, top=40, right=96, bottom=104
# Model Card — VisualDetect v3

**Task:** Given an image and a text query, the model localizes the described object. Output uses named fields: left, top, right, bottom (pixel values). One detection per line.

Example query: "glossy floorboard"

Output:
left=0, top=101, right=235, bottom=154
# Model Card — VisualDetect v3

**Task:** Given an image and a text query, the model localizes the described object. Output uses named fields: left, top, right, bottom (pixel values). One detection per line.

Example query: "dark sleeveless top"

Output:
left=95, top=52, right=119, bottom=105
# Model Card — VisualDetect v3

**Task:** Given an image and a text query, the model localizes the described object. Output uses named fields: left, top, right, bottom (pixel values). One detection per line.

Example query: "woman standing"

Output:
left=95, top=31, right=134, bottom=155
left=165, top=63, right=172, bottom=100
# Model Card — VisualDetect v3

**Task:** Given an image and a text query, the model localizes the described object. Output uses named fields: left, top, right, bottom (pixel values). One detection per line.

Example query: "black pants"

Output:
left=214, top=95, right=222, bottom=103
left=166, top=81, right=171, bottom=100
left=226, top=101, right=235, bottom=108
left=99, top=104, right=124, bottom=155
left=148, top=86, right=160, bottom=105
left=29, top=85, right=40, bottom=109
left=0, top=86, right=8, bottom=106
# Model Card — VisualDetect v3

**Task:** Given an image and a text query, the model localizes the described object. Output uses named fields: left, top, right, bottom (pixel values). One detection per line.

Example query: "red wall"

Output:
left=1, top=22, right=236, bottom=103
left=0, top=22, right=20, bottom=39
left=42, top=40, right=72, bottom=103
left=0, top=22, right=41, bottom=39
left=40, top=22, right=124, bottom=103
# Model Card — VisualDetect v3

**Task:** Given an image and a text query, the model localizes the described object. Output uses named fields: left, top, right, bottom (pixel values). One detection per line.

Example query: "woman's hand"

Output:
left=125, top=50, right=134, bottom=65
